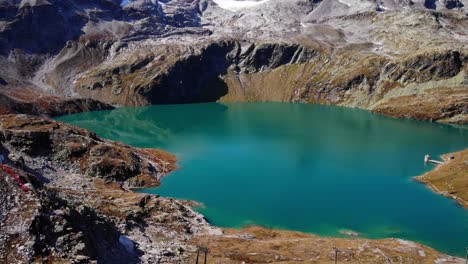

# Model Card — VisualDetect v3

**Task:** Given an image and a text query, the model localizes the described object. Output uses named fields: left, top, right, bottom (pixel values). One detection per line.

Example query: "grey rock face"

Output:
left=0, top=0, right=124, bottom=54
left=0, top=0, right=466, bottom=56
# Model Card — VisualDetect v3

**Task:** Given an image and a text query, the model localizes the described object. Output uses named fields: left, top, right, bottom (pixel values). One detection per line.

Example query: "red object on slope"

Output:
left=0, top=164, right=29, bottom=192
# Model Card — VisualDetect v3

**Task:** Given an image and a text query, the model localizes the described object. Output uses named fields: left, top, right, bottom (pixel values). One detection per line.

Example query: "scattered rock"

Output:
left=340, top=229, right=360, bottom=236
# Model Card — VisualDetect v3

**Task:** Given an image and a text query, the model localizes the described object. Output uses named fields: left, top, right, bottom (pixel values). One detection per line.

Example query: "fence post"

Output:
left=333, top=247, right=339, bottom=264
left=465, top=247, right=467, bottom=264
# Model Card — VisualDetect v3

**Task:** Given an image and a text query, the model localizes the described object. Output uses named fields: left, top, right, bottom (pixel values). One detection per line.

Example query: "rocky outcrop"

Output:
left=0, top=92, right=114, bottom=117
left=0, top=115, right=169, bottom=183
left=382, top=50, right=464, bottom=84
left=0, top=1, right=85, bottom=54
left=140, top=41, right=235, bottom=104
left=30, top=191, right=141, bottom=264
left=142, top=42, right=323, bottom=103
left=0, top=114, right=218, bottom=263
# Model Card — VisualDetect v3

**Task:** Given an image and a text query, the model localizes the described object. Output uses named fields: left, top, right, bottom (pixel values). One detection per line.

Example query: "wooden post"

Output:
left=197, top=247, right=209, bottom=264
left=333, top=247, right=339, bottom=264
left=465, top=247, right=467, bottom=264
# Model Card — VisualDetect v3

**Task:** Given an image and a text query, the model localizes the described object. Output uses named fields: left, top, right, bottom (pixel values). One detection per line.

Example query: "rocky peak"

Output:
left=0, top=0, right=106, bottom=54
left=122, top=0, right=163, bottom=19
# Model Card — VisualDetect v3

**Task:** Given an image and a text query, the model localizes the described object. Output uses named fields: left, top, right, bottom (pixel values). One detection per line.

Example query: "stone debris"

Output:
left=339, top=229, right=360, bottom=236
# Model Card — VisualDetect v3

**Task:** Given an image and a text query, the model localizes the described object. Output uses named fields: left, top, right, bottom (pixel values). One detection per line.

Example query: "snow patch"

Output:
left=212, top=0, right=273, bottom=11
left=377, top=5, right=388, bottom=10
left=337, top=0, right=351, bottom=6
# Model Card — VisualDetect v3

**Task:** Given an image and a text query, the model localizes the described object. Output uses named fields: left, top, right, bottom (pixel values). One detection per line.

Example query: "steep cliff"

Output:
left=71, top=39, right=467, bottom=123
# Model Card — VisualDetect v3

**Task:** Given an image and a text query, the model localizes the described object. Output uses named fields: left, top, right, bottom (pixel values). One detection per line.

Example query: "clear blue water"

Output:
left=57, top=103, right=468, bottom=256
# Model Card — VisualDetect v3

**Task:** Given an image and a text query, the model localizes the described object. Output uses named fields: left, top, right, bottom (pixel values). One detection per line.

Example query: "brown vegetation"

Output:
left=190, top=226, right=461, bottom=263
left=416, top=149, right=468, bottom=208
left=372, top=87, right=468, bottom=123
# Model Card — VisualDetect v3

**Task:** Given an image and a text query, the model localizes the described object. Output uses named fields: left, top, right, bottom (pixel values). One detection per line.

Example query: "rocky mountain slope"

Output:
left=0, top=0, right=466, bottom=122
left=0, top=114, right=218, bottom=263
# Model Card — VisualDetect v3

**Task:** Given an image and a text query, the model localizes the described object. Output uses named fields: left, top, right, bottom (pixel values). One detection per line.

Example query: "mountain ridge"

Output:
left=0, top=0, right=466, bottom=122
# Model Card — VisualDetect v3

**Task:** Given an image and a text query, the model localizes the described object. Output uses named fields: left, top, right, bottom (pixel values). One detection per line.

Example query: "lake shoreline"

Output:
left=415, top=149, right=468, bottom=209
left=1, top=114, right=465, bottom=262
left=58, top=102, right=468, bottom=258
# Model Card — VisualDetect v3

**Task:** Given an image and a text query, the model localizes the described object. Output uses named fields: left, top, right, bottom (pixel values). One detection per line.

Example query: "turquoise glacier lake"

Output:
left=57, top=103, right=468, bottom=256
